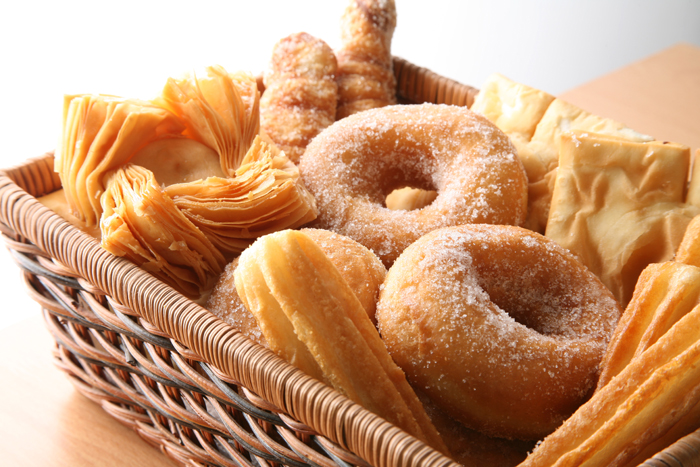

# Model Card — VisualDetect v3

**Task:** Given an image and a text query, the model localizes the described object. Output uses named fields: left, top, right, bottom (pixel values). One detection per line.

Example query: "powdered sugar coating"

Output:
left=298, top=103, right=529, bottom=265
left=376, top=224, right=622, bottom=440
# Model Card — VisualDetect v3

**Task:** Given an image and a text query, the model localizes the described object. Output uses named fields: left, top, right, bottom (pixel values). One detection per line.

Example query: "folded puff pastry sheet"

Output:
left=471, top=74, right=653, bottom=233
left=545, top=131, right=699, bottom=306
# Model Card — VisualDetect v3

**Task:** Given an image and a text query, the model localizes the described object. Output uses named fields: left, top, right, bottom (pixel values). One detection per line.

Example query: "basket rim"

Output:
left=0, top=56, right=468, bottom=467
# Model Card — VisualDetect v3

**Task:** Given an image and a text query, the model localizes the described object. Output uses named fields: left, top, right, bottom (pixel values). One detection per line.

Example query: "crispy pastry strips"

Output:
left=56, top=94, right=184, bottom=227
left=520, top=303, right=700, bottom=467
left=520, top=217, right=700, bottom=466
left=164, top=136, right=317, bottom=258
left=100, top=164, right=226, bottom=299
left=234, top=229, right=449, bottom=456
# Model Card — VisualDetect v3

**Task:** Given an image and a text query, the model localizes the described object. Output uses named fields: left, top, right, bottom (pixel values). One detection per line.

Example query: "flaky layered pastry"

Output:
left=470, top=74, right=653, bottom=233
left=234, top=229, right=449, bottom=456
left=100, top=165, right=226, bottom=299
left=470, top=73, right=555, bottom=150
left=581, top=217, right=700, bottom=464
left=260, top=32, right=338, bottom=163
left=157, top=66, right=260, bottom=176
left=335, top=0, right=397, bottom=119
left=56, top=94, right=184, bottom=227
left=129, top=137, right=226, bottom=186
left=520, top=303, right=700, bottom=466
left=545, top=131, right=700, bottom=306
left=164, top=136, right=317, bottom=258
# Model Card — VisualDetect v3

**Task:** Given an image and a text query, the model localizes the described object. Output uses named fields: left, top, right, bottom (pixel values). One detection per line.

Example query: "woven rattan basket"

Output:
left=0, top=57, right=698, bottom=467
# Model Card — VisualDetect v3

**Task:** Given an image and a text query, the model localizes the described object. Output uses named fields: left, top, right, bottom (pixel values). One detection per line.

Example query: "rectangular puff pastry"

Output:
left=545, top=131, right=699, bottom=306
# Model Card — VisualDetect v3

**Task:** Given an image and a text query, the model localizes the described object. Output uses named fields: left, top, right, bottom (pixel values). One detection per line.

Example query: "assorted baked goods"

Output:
left=299, top=103, right=529, bottom=265
left=41, top=0, right=700, bottom=465
left=233, top=229, right=449, bottom=455
left=207, top=227, right=387, bottom=347
left=471, top=73, right=654, bottom=234
left=520, top=220, right=700, bottom=466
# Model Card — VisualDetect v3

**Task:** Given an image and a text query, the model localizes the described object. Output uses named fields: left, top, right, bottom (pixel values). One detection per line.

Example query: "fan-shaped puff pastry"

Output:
left=100, top=164, right=226, bottom=299
left=164, top=136, right=317, bottom=258
left=157, top=66, right=260, bottom=176
left=56, top=94, right=184, bottom=227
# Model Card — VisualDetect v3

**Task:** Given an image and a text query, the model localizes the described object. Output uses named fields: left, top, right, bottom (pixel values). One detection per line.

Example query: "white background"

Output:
left=0, top=0, right=699, bottom=330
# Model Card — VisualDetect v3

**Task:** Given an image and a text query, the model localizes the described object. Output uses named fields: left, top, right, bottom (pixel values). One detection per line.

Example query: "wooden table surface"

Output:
left=0, top=43, right=698, bottom=466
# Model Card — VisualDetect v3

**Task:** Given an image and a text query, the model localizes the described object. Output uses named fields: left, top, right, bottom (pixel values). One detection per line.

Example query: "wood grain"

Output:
left=0, top=315, right=175, bottom=467
left=559, top=43, right=700, bottom=154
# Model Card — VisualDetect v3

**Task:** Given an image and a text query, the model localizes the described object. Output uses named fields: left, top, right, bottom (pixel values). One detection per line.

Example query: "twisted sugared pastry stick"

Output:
left=260, top=32, right=338, bottom=163
left=335, top=0, right=397, bottom=119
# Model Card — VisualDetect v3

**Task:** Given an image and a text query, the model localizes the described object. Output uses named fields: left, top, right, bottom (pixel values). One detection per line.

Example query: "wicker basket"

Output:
left=0, top=57, right=698, bottom=467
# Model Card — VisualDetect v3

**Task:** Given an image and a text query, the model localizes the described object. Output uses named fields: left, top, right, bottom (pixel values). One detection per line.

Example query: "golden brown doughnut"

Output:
left=335, top=0, right=397, bottom=119
left=260, top=32, right=338, bottom=163
left=376, top=224, right=622, bottom=440
left=298, top=103, right=529, bottom=266
left=206, top=228, right=387, bottom=346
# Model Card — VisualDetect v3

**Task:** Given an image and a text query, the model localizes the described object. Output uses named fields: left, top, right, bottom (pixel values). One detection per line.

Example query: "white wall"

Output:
left=0, top=0, right=698, bottom=329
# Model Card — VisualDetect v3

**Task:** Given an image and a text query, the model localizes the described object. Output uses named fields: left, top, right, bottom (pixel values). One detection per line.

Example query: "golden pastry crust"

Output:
left=260, top=32, right=338, bottom=163
left=164, top=136, right=318, bottom=259
left=376, top=225, right=621, bottom=440
left=545, top=131, right=699, bottom=306
left=299, top=103, right=529, bottom=266
left=335, top=0, right=397, bottom=119
left=56, top=94, right=184, bottom=227
left=100, top=165, right=226, bottom=299
left=206, top=228, right=387, bottom=346
left=232, top=230, right=449, bottom=455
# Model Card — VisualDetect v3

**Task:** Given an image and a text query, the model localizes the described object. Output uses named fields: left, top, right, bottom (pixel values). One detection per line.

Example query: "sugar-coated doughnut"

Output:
left=376, top=224, right=622, bottom=440
left=298, top=103, right=529, bottom=265
left=206, top=228, right=386, bottom=346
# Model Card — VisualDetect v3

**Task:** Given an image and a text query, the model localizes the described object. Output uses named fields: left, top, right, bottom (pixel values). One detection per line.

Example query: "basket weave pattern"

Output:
left=0, top=58, right=697, bottom=467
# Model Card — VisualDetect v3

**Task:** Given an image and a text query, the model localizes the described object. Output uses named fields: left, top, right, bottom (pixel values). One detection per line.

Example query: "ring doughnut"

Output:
left=298, top=103, right=529, bottom=265
left=376, top=224, right=622, bottom=440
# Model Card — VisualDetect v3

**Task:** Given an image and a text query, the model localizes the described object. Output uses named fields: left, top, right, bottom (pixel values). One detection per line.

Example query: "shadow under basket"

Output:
left=0, top=57, right=698, bottom=467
